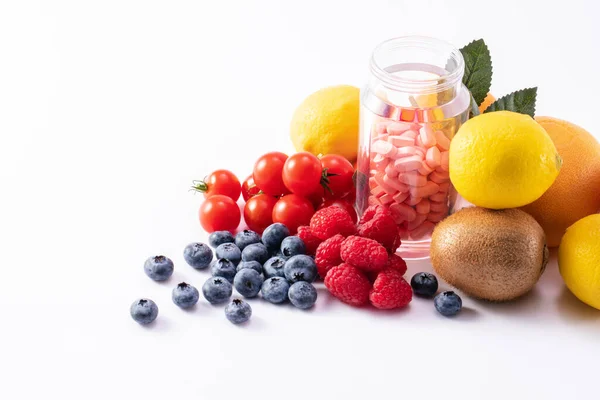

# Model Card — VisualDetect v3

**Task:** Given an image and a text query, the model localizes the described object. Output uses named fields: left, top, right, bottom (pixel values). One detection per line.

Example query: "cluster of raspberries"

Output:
left=296, top=204, right=412, bottom=309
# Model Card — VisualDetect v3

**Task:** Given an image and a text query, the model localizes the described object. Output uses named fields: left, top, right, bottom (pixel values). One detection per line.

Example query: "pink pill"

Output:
left=387, top=122, right=412, bottom=135
left=410, top=181, right=440, bottom=198
left=369, top=177, right=377, bottom=190
left=401, top=130, right=418, bottom=141
left=427, top=211, right=447, bottom=222
left=383, top=174, right=409, bottom=192
left=438, top=182, right=450, bottom=193
left=385, top=162, right=399, bottom=178
left=373, top=133, right=389, bottom=141
left=391, top=146, right=419, bottom=159
left=393, top=191, right=409, bottom=204
left=440, top=151, right=449, bottom=171
left=370, top=185, right=385, bottom=198
left=407, top=213, right=428, bottom=231
left=375, top=121, right=391, bottom=134
left=415, top=135, right=424, bottom=148
left=430, top=201, right=449, bottom=213
left=430, top=170, right=450, bottom=184
left=373, top=155, right=389, bottom=170
left=398, top=172, right=427, bottom=187
left=419, top=125, right=437, bottom=148
left=415, top=199, right=431, bottom=214
left=418, top=161, right=434, bottom=176
left=392, top=213, right=406, bottom=225
left=410, top=221, right=435, bottom=240
left=434, top=130, right=451, bottom=151
left=372, top=140, right=397, bottom=157
left=394, top=155, right=423, bottom=172
left=425, top=146, right=442, bottom=169
left=379, top=194, right=394, bottom=205
left=429, top=192, right=448, bottom=202
left=368, top=196, right=382, bottom=207
left=390, top=202, right=417, bottom=222
left=388, top=136, right=415, bottom=147
left=405, top=196, right=422, bottom=206
left=374, top=172, right=397, bottom=195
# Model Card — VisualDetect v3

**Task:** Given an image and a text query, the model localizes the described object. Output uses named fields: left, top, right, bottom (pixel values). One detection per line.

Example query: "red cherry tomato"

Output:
left=243, top=194, right=278, bottom=234
left=199, top=195, right=241, bottom=233
left=282, top=152, right=323, bottom=197
left=306, top=185, right=324, bottom=210
left=320, top=154, right=354, bottom=199
left=253, top=152, right=289, bottom=196
left=192, top=169, right=241, bottom=201
left=241, top=175, right=261, bottom=202
left=319, top=198, right=358, bottom=224
left=272, top=194, right=314, bottom=234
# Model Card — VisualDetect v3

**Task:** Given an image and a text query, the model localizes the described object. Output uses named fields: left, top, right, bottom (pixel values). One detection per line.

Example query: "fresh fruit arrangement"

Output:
left=131, top=35, right=600, bottom=327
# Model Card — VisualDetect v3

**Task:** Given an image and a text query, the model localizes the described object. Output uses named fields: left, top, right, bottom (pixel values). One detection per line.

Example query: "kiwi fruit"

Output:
left=430, top=207, right=549, bottom=301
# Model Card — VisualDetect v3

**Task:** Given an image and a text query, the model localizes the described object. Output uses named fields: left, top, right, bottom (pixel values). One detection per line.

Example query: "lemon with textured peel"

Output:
left=450, top=111, right=561, bottom=209
left=558, top=214, right=600, bottom=310
left=290, top=85, right=359, bottom=162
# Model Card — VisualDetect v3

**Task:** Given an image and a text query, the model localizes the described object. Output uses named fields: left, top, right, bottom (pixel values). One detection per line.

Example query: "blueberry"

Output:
left=263, top=256, right=286, bottom=278
left=283, top=255, right=317, bottom=283
left=235, top=230, right=261, bottom=251
left=208, top=231, right=235, bottom=248
left=411, top=272, right=439, bottom=297
left=261, top=277, right=290, bottom=304
left=210, top=258, right=237, bottom=283
left=225, top=299, right=252, bottom=324
left=237, top=260, right=263, bottom=275
left=143, top=255, right=174, bottom=281
left=241, top=243, right=269, bottom=264
left=202, top=277, right=233, bottom=304
left=215, top=243, right=242, bottom=265
left=130, top=298, right=158, bottom=324
left=233, top=269, right=264, bottom=298
left=183, top=242, right=213, bottom=269
left=434, top=291, right=462, bottom=317
left=280, top=236, right=306, bottom=259
left=171, top=282, right=200, bottom=309
left=288, top=281, right=317, bottom=309
left=261, top=223, right=290, bottom=253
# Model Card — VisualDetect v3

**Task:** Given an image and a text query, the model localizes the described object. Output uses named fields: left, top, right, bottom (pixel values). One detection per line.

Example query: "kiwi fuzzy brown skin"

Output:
left=430, top=207, right=548, bottom=302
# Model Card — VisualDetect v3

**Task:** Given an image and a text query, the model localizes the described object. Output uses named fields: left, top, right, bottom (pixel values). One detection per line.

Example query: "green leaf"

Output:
left=460, top=39, right=492, bottom=106
left=484, top=87, right=538, bottom=117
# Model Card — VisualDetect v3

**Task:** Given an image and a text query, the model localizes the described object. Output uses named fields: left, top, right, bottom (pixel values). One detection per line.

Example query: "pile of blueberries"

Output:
left=130, top=223, right=318, bottom=326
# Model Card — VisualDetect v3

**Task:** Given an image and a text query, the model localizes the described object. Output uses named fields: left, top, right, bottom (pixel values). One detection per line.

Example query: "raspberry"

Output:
left=340, top=236, right=388, bottom=272
left=369, top=269, right=412, bottom=309
left=357, top=205, right=401, bottom=253
left=310, top=206, right=356, bottom=240
left=296, top=226, right=322, bottom=256
left=387, top=254, right=407, bottom=275
left=314, top=234, right=344, bottom=278
left=324, top=263, right=371, bottom=307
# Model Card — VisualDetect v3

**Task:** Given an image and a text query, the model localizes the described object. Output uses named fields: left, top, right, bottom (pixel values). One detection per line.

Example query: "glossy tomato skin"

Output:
left=306, top=185, right=324, bottom=210
left=243, top=194, right=278, bottom=234
left=199, top=195, right=241, bottom=233
left=197, top=169, right=241, bottom=201
left=282, top=152, right=322, bottom=197
left=253, top=152, right=289, bottom=196
left=272, top=194, right=314, bottom=234
left=320, top=155, right=354, bottom=199
left=241, top=175, right=261, bottom=202
left=319, top=198, right=358, bottom=224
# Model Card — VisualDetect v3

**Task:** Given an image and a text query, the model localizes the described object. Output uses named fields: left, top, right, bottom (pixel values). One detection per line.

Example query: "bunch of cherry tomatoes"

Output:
left=194, top=151, right=356, bottom=234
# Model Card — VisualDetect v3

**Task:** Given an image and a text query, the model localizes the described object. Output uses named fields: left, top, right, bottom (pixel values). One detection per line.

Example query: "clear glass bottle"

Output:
left=356, top=36, right=470, bottom=260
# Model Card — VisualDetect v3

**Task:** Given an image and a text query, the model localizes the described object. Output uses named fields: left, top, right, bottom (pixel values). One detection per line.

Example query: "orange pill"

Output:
left=429, top=192, right=448, bottom=202
left=393, top=191, right=410, bottom=204
left=387, top=122, right=412, bottom=135
left=409, top=181, right=440, bottom=198
left=425, top=146, right=442, bottom=169
left=415, top=199, right=431, bottom=214
left=374, top=172, right=397, bottom=195
left=390, top=202, right=417, bottom=222
left=379, top=194, right=394, bottom=205
left=368, top=196, right=382, bottom=207
left=419, top=125, right=437, bottom=148
left=370, top=185, right=385, bottom=198
left=427, top=211, right=447, bottom=222
left=397, top=172, right=428, bottom=187
left=409, top=221, right=435, bottom=240
left=438, top=182, right=450, bottom=193
left=434, top=130, right=451, bottom=151
left=405, top=196, right=422, bottom=206
left=430, top=170, right=450, bottom=184
left=440, top=151, right=449, bottom=171
left=407, top=213, right=427, bottom=230
left=394, top=155, right=423, bottom=172
left=383, top=174, right=409, bottom=192
left=430, top=201, right=449, bottom=213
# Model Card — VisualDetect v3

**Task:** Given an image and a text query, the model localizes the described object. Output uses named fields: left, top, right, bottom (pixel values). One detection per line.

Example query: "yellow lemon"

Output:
left=450, top=111, right=562, bottom=209
left=558, top=214, right=600, bottom=310
left=290, top=85, right=359, bottom=162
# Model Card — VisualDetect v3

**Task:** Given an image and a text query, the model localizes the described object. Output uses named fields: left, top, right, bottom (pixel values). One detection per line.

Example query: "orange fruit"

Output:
left=520, top=117, right=600, bottom=247
left=478, top=93, right=495, bottom=113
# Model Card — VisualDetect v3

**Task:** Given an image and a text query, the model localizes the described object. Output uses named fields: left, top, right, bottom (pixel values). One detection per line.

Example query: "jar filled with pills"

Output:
left=356, top=36, right=471, bottom=260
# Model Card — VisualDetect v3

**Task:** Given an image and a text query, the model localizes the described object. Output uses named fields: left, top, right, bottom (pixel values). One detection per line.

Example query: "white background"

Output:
left=1, top=1, right=599, bottom=399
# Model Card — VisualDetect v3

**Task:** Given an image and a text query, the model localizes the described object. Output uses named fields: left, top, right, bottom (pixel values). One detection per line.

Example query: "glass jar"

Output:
left=356, top=36, right=470, bottom=260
